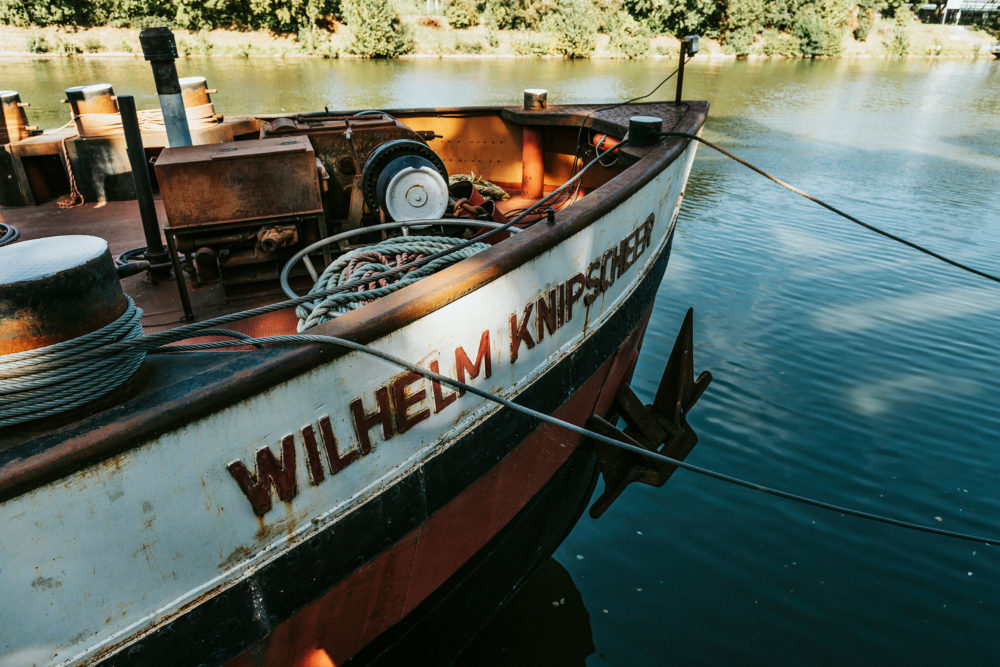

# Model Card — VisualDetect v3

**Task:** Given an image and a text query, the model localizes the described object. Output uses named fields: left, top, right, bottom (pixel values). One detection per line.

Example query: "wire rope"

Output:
left=663, top=131, right=1000, bottom=285
left=152, top=332, right=1000, bottom=548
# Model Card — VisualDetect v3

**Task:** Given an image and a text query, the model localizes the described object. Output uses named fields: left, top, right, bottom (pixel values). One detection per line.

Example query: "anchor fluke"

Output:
left=588, top=308, right=712, bottom=518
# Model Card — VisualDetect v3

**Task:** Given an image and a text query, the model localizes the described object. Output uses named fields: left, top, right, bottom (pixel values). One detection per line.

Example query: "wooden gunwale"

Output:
left=0, top=100, right=708, bottom=502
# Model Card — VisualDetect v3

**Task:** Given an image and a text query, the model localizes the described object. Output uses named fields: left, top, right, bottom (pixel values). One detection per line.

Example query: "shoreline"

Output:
left=0, top=21, right=994, bottom=61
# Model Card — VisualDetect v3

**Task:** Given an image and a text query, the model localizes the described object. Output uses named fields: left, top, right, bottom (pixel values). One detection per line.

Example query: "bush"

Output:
left=483, top=0, right=516, bottom=30
left=416, top=16, right=444, bottom=28
left=521, top=0, right=559, bottom=30
left=854, top=0, right=876, bottom=42
left=550, top=0, right=596, bottom=58
left=609, top=11, right=650, bottom=58
left=178, top=32, right=215, bottom=56
left=726, top=0, right=765, bottom=36
left=723, top=26, right=756, bottom=56
left=82, top=36, right=105, bottom=52
left=653, top=39, right=677, bottom=56
left=445, top=0, right=478, bottom=29
left=793, top=3, right=843, bottom=57
left=486, top=31, right=499, bottom=48
left=761, top=28, right=799, bottom=56
left=793, top=7, right=823, bottom=56
left=512, top=33, right=551, bottom=56
left=454, top=37, right=484, bottom=53
left=885, top=5, right=910, bottom=57
left=59, top=39, right=83, bottom=55
left=343, top=0, right=414, bottom=58
left=25, top=34, right=52, bottom=53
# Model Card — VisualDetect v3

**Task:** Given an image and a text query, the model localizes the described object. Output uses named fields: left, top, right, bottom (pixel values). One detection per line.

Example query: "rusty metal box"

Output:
left=154, top=136, right=322, bottom=228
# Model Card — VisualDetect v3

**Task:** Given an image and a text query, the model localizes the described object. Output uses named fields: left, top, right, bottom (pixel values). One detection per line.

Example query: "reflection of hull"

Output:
left=0, top=101, right=706, bottom=666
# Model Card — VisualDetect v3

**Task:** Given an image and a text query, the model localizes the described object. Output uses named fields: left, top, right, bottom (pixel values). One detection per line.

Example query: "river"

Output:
left=6, top=55, right=1000, bottom=664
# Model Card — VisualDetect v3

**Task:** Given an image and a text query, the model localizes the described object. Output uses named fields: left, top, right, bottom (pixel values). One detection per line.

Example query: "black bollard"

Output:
left=139, top=27, right=192, bottom=148
left=118, top=94, right=171, bottom=281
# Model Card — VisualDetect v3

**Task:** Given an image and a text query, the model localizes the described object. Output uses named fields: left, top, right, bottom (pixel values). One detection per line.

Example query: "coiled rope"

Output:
left=0, top=223, right=18, bottom=247
left=297, top=236, right=489, bottom=330
left=0, top=297, right=145, bottom=427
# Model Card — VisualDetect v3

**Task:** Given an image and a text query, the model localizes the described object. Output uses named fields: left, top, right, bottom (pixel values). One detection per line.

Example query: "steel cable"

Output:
left=0, top=296, right=145, bottom=427
left=153, top=332, right=1000, bottom=547
left=662, top=131, right=1000, bottom=285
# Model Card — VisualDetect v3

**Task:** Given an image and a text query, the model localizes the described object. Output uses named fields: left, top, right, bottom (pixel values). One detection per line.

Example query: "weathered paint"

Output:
left=0, top=137, right=699, bottom=666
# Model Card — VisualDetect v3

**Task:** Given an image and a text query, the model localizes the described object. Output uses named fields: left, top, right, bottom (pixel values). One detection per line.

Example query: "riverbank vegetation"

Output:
left=0, top=0, right=995, bottom=59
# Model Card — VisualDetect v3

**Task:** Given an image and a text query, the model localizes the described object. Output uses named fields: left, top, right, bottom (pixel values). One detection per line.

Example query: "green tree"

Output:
left=483, top=0, right=517, bottom=29
left=793, top=0, right=847, bottom=56
left=854, top=0, right=879, bottom=41
left=0, top=0, right=85, bottom=26
left=625, top=0, right=725, bottom=39
left=761, top=0, right=797, bottom=31
left=445, top=0, right=478, bottom=29
left=609, top=10, right=651, bottom=57
left=885, top=4, right=910, bottom=56
left=724, top=0, right=764, bottom=55
left=550, top=0, right=597, bottom=57
left=343, top=0, right=414, bottom=57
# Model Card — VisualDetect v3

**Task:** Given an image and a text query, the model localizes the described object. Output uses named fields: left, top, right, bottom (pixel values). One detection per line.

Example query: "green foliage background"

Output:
left=0, top=0, right=990, bottom=58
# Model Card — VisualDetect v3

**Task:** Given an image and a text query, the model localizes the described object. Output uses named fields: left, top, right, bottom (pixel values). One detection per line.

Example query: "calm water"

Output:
left=7, top=56, right=1000, bottom=663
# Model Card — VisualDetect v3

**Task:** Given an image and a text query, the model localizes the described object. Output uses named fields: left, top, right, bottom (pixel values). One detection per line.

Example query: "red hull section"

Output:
left=231, top=304, right=654, bottom=666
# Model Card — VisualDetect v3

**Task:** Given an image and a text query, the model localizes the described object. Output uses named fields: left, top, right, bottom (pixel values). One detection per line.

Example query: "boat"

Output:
left=0, top=29, right=710, bottom=666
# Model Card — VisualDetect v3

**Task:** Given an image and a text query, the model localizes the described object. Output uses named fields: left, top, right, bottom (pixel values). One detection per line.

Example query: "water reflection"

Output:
left=457, top=558, right=594, bottom=666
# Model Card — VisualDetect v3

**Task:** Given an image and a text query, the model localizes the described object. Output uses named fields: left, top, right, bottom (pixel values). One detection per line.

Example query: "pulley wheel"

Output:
left=375, top=155, right=449, bottom=222
left=361, top=139, right=448, bottom=213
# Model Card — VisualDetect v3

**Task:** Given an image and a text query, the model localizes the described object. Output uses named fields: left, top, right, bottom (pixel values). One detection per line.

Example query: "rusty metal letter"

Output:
left=350, top=387, right=393, bottom=455
left=227, top=436, right=298, bottom=516
left=457, top=330, right=493, bottom=393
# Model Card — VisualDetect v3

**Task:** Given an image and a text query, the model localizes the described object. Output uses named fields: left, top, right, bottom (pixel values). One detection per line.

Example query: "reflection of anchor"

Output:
left=588, top=308, right=712, bottom=518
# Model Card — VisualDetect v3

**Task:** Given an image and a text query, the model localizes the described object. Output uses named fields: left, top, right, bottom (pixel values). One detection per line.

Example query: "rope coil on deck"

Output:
left=0, top=223, right=18, bottom=247
left=297, top=236, right=489, bottom=331
left=0, top=297, right=145, bottom=427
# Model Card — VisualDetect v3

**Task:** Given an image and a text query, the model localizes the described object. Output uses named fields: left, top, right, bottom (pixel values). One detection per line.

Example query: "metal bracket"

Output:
left=588, top=307, right=711, bottom=518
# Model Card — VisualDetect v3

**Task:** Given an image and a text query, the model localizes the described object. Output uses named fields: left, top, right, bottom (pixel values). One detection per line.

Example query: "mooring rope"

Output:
left=662, top=131, right=1000, bottom=285
left=153, top=332, right=1000, bottom=548
left=297, top=236, right=489, bottom=331
left=0, top=296, right=145, bottom=427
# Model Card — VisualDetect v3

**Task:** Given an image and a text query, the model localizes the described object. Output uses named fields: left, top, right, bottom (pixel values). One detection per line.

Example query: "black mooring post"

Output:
left=139, top=27, right=192, bottom=148
left=118, top=94, right=170, bottom=281
left=675, top=35, right=699, bottom=105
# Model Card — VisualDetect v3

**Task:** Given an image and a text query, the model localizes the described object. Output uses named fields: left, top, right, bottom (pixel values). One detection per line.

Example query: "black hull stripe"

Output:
left=105, top=236, right=674, bottom=667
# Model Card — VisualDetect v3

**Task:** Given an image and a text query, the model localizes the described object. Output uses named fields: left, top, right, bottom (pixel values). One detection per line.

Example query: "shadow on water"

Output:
left=457, top=558, right=595, bottom=666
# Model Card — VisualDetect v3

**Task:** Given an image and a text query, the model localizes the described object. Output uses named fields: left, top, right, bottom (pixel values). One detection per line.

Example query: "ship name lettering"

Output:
left=229, top=331, right=493, bottom=515
left=229, top=215, right=653, bottom=516
left=511, top=213, right=655, bottom=362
